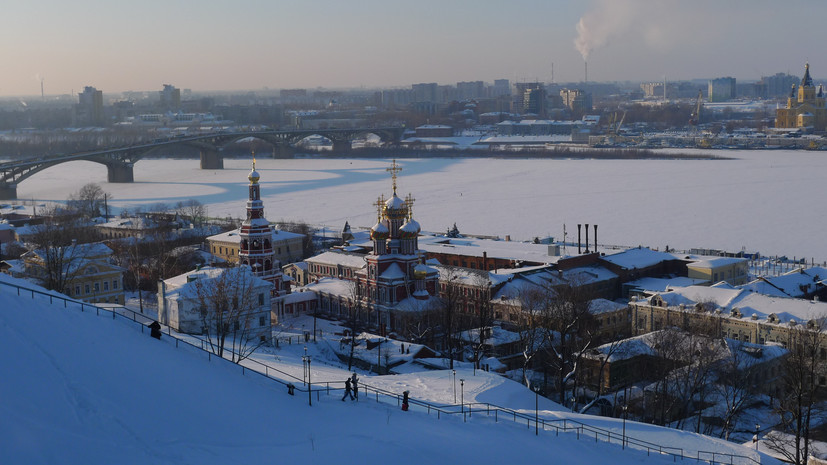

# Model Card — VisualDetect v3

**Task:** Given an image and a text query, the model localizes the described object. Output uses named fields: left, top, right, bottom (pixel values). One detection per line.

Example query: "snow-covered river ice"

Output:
left=14, top=149, right=827, bottom=262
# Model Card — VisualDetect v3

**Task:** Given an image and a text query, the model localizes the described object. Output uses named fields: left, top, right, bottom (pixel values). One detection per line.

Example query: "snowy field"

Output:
left=14, top=149, right=827, bottom=262
left=1, top=274, right=780, bottom=464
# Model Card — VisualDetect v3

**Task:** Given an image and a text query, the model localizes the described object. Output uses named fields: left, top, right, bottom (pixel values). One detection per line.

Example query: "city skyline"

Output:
left=3, top=0, right=825, bottom=97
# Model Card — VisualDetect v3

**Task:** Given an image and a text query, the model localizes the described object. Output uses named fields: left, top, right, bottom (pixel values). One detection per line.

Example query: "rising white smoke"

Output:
left=574, top=0, right=639, bottom=62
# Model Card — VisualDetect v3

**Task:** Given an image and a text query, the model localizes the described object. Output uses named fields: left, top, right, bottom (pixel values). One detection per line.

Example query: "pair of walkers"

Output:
left=341, top=373, right=359, bottom=401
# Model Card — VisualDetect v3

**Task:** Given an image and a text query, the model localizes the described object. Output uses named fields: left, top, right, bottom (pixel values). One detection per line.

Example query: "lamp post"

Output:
left=622, top=404, right=629, bottom=449
left=753, top=424, right=760, bottom=451
left=452, top=369, right=457, bottom=404
left=460, top=379, right=465, bottom=422
left=302, top=354, right=312, bottom=406
left=570, top=396, right=576, bottom=413
left=303, top=346, right=308, bottom=385
left=534, top=386, right=541, bottom=435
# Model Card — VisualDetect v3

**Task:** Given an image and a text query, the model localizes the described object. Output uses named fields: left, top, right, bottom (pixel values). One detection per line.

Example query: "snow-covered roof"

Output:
left=162, top=265, right=272, bottom=300
left=418, top=235, right=560, bottom=265
left=380, top=263, right=405, bottom=280
left=589, top=298, right=627, bottom=315
left=625, top=276, right=708, bottom=293
left=646, top=284, right=827, bottom=325
left=687, top=257, right=747, bottom=269
left=207, top=227, right=304, bottom=243
left=305, top=251, right=366, bottom=269
left=600, top=247, right=678, bottom=270
left=302, top=276, right=353, bottom=297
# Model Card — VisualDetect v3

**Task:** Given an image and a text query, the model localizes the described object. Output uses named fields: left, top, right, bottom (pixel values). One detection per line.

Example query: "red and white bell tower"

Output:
left=238, top=157, right=287, bottom=295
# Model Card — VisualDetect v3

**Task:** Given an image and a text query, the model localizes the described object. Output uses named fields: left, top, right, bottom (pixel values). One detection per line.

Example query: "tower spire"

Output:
left=405, top=193, right=415, bottom=220
left=386, top=159, right=402, bottom=194
left=374, top=196, right=385, bottom=221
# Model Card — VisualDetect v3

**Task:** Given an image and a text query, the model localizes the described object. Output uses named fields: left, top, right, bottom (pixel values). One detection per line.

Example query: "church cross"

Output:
left=386, top=159, right=402, bottom=193
left=374, top=195, right=386, bottom=221
left=405, top=193, right=415, bottom=219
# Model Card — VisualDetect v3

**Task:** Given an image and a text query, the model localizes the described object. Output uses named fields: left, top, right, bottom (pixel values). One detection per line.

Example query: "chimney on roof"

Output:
left=577, top=224, right=582, bottom=254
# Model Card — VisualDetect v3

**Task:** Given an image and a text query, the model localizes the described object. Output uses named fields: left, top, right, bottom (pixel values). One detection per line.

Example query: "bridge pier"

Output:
left=200, top=149, right=224, bottom=170
left=107, top=163, right=134, bottom=183
left=272, top=144, right=295, bottom=159
left=0, top=183, right=17, bottom=200
left=332, top=139, right=352, bottom=153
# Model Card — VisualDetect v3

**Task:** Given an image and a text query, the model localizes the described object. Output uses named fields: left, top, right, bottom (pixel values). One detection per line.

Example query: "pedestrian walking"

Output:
left=341, top=378, right=354, bottom=401
left=351, top=373, right=359, bottom=400
left=402, top=390, right=409, bottom=411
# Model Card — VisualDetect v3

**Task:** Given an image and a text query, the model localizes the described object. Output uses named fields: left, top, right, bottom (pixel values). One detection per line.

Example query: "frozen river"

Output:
left=14, top=149, right=827, bottom=263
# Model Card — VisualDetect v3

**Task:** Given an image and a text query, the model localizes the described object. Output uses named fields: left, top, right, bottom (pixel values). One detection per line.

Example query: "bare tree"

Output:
left=174, top=199, right=207, bottom=226
left=345, top=280, right=366, bottom=371
left=67, top=183, right=110, bottom=218
left=193, top=267, right=270, bottom=363
left=578, top=339, right=622, bottom=415
left=24, top=206, right=96, bottom=293
left=714, top=340, right=762, bottom=440
left=540, top=283, right=596, bottom=407
left=767, top=320, right=827, bottom=465
left=516, top=286, right=551, bottom=389
left=437, top=266, right=464, bottom=369
left=470, top=276, right=495, bottom=372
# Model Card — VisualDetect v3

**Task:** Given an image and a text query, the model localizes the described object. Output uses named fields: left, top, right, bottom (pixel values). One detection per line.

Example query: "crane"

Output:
left=689, top=90, right=703, bottom=127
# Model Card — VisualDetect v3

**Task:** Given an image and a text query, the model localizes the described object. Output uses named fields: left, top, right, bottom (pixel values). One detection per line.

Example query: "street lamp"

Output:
left=753, top=424, right=760, bottom=451
left=622, top=404, right=629, bottom=449
left=452, top=369, right=457, bottom=404
left=534, top=386, right=541, bottom=435
left=570, top=396, right=576, bottom=413
left=460, top=379, right=466, bottom=422
left=302, top=354, right=312, bottom=406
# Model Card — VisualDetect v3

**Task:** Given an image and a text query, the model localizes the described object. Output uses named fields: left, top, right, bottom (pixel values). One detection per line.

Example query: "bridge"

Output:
left=0, top=127, right=405, bottom=200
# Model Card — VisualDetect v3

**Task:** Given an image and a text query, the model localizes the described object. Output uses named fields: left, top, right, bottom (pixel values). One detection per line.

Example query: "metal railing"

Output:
left=1, top=279, right=762, bottom=465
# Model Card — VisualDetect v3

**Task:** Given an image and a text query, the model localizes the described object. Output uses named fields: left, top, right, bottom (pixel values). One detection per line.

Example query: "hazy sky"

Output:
left=2, top=0, right=825, bottom=96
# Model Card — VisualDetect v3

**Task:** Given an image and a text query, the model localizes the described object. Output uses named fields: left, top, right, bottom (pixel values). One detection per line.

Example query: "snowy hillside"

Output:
left=0, top=274, right=780, bottom=464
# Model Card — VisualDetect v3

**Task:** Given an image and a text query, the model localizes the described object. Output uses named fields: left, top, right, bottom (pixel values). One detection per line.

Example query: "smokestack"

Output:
left=577, top=224, right=582, bottom=254
left=585, top=224, right=590, bottom=253
left=584, top=61, right=588, bottom=84
left=594, top=224, right=598, bottom=252
left=41, top=79, right=44, bottom=101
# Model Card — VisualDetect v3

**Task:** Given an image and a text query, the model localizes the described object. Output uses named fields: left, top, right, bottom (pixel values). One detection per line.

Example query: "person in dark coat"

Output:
left=351, top=373, right=359, bottom=400
left=341, top=378, right=354, bottom=401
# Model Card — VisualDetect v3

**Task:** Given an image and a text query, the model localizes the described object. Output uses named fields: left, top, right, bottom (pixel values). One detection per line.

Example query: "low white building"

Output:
left=157, top=265, right=273, bottom=339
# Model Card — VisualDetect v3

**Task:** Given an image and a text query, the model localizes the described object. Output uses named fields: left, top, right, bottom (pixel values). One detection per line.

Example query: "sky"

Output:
left=1, top=0, right=825, bottom=96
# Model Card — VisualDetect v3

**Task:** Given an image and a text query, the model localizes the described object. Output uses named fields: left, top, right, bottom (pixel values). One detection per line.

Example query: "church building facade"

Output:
left=776, top=63, right=826, bottom=131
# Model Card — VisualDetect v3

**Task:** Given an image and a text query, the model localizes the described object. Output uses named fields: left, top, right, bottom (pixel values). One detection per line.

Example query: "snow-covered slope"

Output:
left=0, top=274, right=779, bottom=464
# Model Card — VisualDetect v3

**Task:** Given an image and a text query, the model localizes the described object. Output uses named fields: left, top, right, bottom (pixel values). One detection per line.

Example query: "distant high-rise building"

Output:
left=77, top=86, right=104, bottom=126
left=559, top=88, right=592, bottom=113
left=758, top=72, right=799, bottom=99
left=513, top=82, right=545, bottom=115
left=492, top=79, right=510, bottom=97
left=456, top=81, right=484, bottom=100
left=412, top=83, right=439, bottom=103
left=159, top=84, right=181, bottom=110
left=776, top=63, right=826, bottom=131
left=708, top=77, right=736, bottom=102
